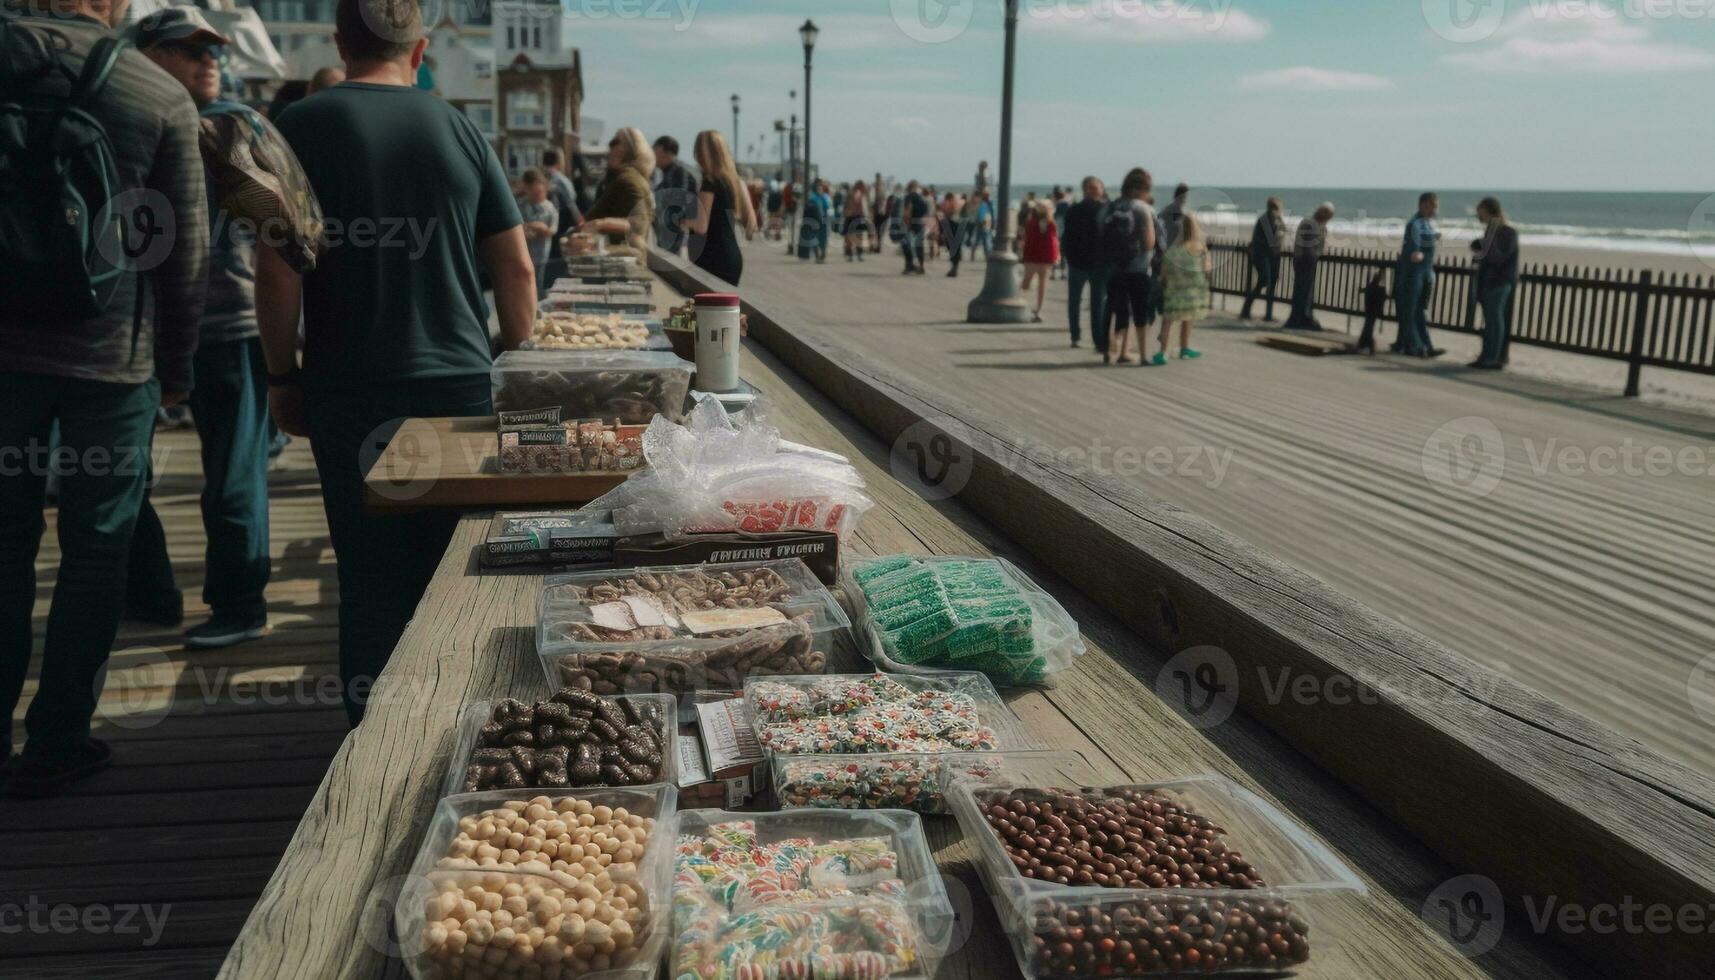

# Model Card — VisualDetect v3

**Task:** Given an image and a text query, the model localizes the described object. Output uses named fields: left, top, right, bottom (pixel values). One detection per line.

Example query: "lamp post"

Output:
left=773, top=118, right=786, bottom=182
left=730, top=93, right=740, bottom=158
left=968, top=0, right=1031, bottom=323
left=795, top=19, right=818, bottom=260
left=786, top=110, right=798, bottom=253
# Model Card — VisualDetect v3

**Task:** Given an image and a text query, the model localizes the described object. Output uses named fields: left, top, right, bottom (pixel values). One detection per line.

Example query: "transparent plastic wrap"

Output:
left=947, top=774, right=1368, bottom=978
left=846, top=555, right=1086, bottom=687
left=593, top=399, right=873, bottom=542
left=534, top=560, right=850, bottom=695
left=772, top=748, right=1109, bottom=816
left=442, top=694, right=677, bottom=798
left=397, top=785, right=677, bottom=980
left=671, top=808, right=954, bottom=980
left=491, top=350, right=693, bottom=424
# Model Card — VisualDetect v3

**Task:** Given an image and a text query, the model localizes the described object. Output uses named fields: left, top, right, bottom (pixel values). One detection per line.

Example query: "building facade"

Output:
left=490, top=0, right=581, bottom=174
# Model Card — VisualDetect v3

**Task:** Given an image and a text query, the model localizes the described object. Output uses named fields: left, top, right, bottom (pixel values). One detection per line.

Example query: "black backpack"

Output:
left=0, top=17, right=132, bottom=320
left=1099, top=199, right=1143, bottom=267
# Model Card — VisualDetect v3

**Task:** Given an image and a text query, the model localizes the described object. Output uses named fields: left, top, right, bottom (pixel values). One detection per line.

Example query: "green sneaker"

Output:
left=1151, top=351, right=1167, bottom=366
left=1180, top=348, right=1203, bottom=359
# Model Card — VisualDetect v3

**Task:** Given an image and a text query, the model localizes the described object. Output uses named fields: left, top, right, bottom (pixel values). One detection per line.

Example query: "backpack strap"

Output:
left=69, top=35, right=124, bottom=112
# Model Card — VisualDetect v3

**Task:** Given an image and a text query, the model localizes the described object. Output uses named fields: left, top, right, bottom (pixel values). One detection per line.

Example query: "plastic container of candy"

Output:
left=535, top=560, right=850, bottom=696
left=396, top=783, right=677, bottom=980
left=671, top=807, right=955, bottom=980
left=491, top=349, right=693, bottom=424
left=948, top=774, right=1368, bottom=978
left=441, top=693, right=677, bottom=799
left=771, top=748, right=1106, bottom=816
left=845, top=555, right=1086, bottom=688
left=744, top=672, right=1039, bottom=812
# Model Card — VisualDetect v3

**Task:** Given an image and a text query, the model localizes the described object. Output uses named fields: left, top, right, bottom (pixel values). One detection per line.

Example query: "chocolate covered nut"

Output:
left=462, top=692, right=667, bottom=793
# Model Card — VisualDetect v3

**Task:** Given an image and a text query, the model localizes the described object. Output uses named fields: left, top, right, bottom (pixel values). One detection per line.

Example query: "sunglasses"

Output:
left=161, top=40, right=225, bottom=60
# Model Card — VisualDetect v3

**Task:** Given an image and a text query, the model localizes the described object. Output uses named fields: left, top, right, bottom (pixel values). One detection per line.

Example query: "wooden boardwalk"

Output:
left=737, top=244, right=1715, bottom=779
left=2, top=429, right=344, bottom=978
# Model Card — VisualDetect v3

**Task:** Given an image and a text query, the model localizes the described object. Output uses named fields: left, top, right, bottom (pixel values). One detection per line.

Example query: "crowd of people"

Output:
left=0, top=0, right=1526, bottom=799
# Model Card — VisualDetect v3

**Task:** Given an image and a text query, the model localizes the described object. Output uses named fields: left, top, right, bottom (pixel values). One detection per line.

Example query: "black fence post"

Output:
left=1625, top=269, right=1653, bottom=397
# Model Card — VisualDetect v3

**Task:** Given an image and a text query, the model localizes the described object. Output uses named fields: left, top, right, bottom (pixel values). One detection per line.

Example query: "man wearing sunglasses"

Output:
left=124, top=8, right=277, bottom=651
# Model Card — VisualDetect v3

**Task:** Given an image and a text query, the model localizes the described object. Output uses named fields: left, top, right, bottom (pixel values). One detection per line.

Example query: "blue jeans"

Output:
left=0, top=373, right=159, bottom=763
left=128, top=337, right=273, bottom=620
left=902, top=227, right=925, bottom=272
left=1067, top=264, right=1109, bottom=347
left=305, top=375, right=491, bottom=725
left=1396, top=264, right=1435, bottom=353
left=1478, top=283, right=1513, bottom=365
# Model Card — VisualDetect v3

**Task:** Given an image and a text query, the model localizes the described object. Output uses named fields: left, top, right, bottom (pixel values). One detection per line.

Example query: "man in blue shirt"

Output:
left=259, top=0, right=537, bottom=724
left=1394, top=192, right=1444, bottom=358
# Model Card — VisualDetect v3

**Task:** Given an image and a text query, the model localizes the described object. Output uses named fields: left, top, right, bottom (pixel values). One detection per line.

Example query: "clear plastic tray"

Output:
left=491, top=349, right=692, bottom=424
left=846, top=555, right=1087, bottom=688
left=947, top=774, right=1368, bottom=978
left=771, top=748, right=1106, bottom=816
left=535, top=560, right=850, bottom=696
left=670, top=807, right=955, bottom=979
left=441, top=694, right=677, bottom=799
left=743, top=671, right=1035, bottom=754
left=396, top=784, right=677, bottom=980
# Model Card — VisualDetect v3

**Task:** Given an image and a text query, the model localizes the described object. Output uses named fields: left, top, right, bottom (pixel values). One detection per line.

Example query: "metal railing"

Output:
left=1208, top=239, right=1715, bottom=396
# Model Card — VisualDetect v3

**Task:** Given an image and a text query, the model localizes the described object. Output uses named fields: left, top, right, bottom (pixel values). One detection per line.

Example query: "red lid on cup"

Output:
left=694, top=292, right=740, bottom=307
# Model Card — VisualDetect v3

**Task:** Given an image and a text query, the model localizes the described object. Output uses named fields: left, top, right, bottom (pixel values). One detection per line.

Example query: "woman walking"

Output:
left=1018, top=200, right=1060, bottom=322
left=1155, top=212, right=1212, bottom=364
left=1239, top=197, right=1286, bottom=320
left=844, top=180, right=871, bottom=260
left=809, top=179, right=833, bottom=263
left=681, top=130, right=758, bottom=286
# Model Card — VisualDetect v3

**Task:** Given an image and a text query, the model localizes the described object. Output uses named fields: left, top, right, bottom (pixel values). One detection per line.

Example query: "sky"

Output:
left=561, top=0, right=1715, bottom=192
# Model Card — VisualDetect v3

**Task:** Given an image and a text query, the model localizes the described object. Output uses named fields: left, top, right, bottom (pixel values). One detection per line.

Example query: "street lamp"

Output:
left=795, top=20, right=817, bottom=260
left=730, top=93, right=740, bottom=158
left=968, top=0, right=1032, bottom=323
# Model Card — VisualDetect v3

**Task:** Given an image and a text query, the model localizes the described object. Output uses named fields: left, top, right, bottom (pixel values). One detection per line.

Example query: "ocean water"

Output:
left=993, top=185, right=1715, bottom=259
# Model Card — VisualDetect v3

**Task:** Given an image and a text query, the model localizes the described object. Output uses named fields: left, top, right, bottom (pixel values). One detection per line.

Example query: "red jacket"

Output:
left=1020, top=214, right=1060, bottom=265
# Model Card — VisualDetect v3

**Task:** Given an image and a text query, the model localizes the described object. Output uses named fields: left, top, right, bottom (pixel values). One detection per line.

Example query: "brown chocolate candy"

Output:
left=460, top=691, right=666, bottom=792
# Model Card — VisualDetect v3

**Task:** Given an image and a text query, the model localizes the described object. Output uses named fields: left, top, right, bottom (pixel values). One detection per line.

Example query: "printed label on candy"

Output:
left=681, top=607, right=787, bottom=635
left=497, top=405, right=562, bottom=428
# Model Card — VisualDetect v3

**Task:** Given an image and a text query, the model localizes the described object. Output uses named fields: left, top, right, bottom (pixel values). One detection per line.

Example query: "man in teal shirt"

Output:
left=259, top=0, right=536, bottom=723
left=1393, top=192, right=1444, bottom=358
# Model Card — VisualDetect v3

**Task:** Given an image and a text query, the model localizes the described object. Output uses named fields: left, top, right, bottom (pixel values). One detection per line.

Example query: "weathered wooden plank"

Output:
left=0, top=820, right=305, bottom=871
left=4, top=948, right=231, bottom=980
left=651, top=249, right=1715, bottom=977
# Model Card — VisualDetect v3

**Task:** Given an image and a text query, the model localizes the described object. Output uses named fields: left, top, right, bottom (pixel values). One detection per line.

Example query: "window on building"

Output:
left=475, top=61, right=492, bottom=80
left=506, top=26, right=514, bottom=48
left=507, top=90, right=545, bottom=129
left=466, top=103, right=495, bottom=135
left=531, top=24, right=540, bottom=49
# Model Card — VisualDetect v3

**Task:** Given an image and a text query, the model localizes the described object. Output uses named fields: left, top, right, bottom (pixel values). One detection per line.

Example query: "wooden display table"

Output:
left=361, top=414, right=633, bottom=512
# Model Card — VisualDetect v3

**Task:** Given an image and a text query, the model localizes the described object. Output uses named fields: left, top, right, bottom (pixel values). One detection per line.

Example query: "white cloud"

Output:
left=1237, top=66, right=1394, bottom=92
left=1443, top=8, right=1715, bottom=74
left=1021, top=0, right=1269, bottom=42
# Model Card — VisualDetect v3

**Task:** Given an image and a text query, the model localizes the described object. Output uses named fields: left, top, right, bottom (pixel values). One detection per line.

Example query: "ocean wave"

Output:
left=1198, top=211, right=1715, bottom=258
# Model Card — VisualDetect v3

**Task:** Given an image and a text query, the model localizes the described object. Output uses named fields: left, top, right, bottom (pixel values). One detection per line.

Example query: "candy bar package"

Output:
left=671, top=808, right=954, bottom=980
left=613, top=529, right=838, bottom=585
left=535, top=559, right=850, bottom=696
left=497, top=419, right=647, bottom=474
left=442, top=693, right=677, bottom=798
left=846, top=555, right=1086, bottom=687
left=481, top=511, right=619, bottom=570
left=587, top=399, right=872, bottom=543
left=491, top=350, right=693, bottom=425
left=947, top=774, right=1369, bottom=979
left=395, top=784, right=677, bottom=980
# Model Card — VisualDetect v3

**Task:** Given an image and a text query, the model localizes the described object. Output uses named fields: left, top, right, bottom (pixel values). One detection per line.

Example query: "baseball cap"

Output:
left=127, top=6, right=232, bottom=50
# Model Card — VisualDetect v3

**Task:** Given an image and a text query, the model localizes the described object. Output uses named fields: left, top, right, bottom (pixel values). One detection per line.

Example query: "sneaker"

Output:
left=4, top=738, right=112, bottom=798
left=1031, top=312, right=1042, bottom=323
left=1151, top=352, right=1168, bottom=366
left=185, top=614, right=270, bottom=649
left=1179, top=348, right=1202, bottom=360
left=125, top=592, right=184, bottom=628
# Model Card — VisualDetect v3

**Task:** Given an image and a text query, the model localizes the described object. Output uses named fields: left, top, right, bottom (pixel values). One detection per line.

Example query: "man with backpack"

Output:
left=1098, top=168, right=1158, bottom=365
left=0, top=0, right=210, bottom=795
left=260, top=0, right=536, bottom=725
left=119, top=7, right=289, bottom=650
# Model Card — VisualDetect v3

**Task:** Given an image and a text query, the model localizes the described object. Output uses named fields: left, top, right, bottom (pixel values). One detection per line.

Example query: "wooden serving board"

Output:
left=361, top=415, right=634, bottom=512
